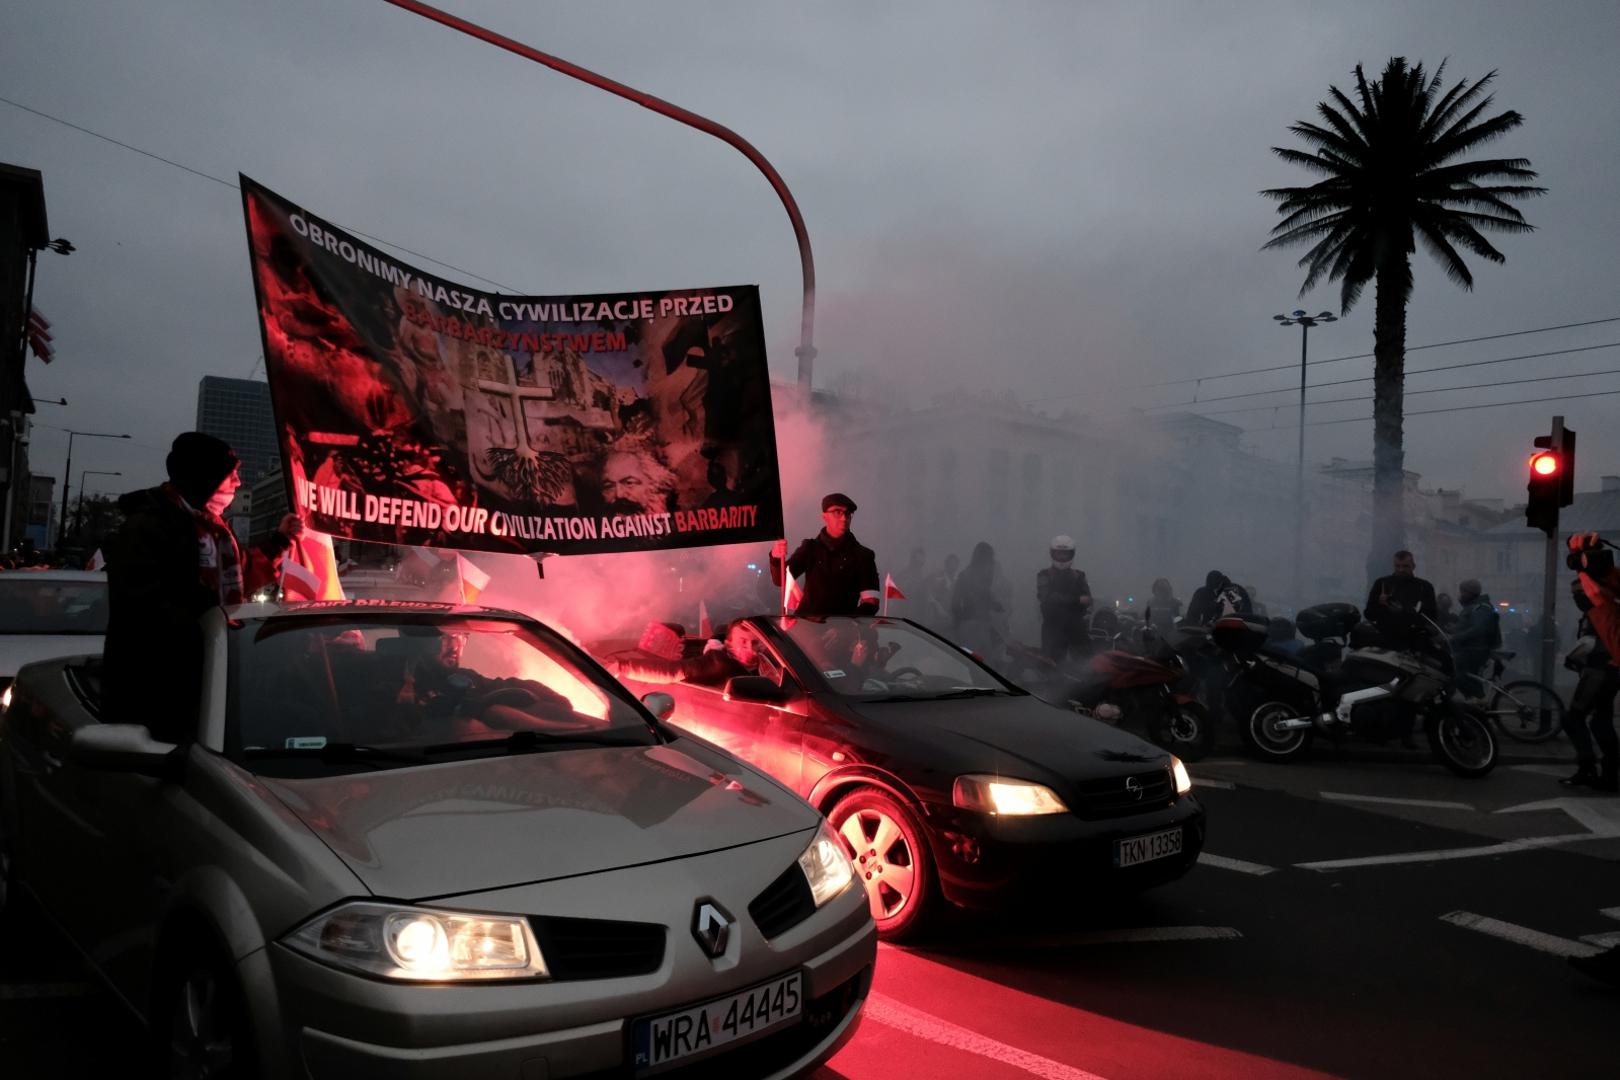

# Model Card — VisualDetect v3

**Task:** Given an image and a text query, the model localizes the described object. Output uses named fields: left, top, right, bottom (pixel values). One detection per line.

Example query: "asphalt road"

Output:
left=3, top=749, right=1616, bottom=1079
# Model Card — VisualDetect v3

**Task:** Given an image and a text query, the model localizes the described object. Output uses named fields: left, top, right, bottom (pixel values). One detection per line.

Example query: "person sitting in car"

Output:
left=615, top=621, right=763, bottom=688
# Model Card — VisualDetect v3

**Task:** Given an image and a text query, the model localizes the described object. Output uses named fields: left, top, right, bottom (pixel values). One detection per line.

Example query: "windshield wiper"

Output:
left=244, top=742, right=426, bottom=767
left=866, top=686, right=1007, bottom=703
left=417, top=729, right=647, bottom=756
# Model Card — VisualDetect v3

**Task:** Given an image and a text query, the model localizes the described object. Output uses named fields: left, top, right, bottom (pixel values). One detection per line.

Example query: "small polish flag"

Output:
left=26, top=308, right=53, bottom=363
left=457, top=554, right=491, bottom=604
left=882, top=573, right=906, bottom=615
left=698, top=599, right=713, bottom=640
left=281, top=557, right=322, bottom=601
left=86, top=549, right=105, bottom=571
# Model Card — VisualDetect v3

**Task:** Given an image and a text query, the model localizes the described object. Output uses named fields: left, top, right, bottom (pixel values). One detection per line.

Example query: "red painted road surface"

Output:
left=821, top=945, right=1334, bottom=1080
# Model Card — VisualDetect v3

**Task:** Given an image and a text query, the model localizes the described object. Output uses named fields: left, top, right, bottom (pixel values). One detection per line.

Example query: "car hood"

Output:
left=848, top=692, right=1169, bottom=783
left=259, top=738, right=818, bottom=901
left=0, top=635, right=103, bottom=677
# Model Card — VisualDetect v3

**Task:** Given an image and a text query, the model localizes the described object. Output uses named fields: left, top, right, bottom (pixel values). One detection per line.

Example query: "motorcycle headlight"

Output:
left=285, top=902, right=548, bottom=982
left=953, top=775, right=1069, bottom=816
left=1171, top=756, right=1193, bottom=796
left=799, top=821, right=857, bottom=908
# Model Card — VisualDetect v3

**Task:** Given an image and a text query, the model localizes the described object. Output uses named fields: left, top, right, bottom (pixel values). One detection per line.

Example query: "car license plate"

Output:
left=1116, top=826, right=1183, bottom=868
left=633, top=971, right=803, bottom=1073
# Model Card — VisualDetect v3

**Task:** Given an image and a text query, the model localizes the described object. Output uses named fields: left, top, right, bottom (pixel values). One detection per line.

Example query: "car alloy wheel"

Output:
left=830, top=788, right=935, bottom=940
left=166, top=951, right=248, bottom=1080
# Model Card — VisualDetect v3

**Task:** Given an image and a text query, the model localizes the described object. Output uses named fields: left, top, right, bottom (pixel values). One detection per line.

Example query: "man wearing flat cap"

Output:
left=101, top=432, right=303, bottom=739
left=769, top=492, right=881, bottom=617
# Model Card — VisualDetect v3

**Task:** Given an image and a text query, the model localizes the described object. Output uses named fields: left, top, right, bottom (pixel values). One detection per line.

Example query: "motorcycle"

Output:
left=1063, top=645, right=1219, bottom=761
left=1211, top=603, right=1497, bottom=778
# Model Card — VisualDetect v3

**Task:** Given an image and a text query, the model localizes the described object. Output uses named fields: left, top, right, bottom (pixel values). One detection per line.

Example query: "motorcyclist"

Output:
left=1036, top=535, right=1092, bottom=662
left=1145, top=578, right=1181, bottom=638
left=1448, top=579, right=1501, bottom=698
left=1185, top=570, right=1252, bottom=626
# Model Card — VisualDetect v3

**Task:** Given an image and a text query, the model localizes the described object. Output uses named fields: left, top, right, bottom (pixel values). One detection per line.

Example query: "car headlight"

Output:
left=799, top=821, right=857, bottom=907
left=1171, top=756, right=1193, bottom=796
left=952, top=775, right=1069, bottom=816
left=0, top=679, right=12, bottom=714
left=284, top=902, right=548, bottom=982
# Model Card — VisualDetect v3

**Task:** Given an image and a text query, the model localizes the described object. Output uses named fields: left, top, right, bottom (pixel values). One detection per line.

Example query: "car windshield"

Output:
left=767, top=616, right=1021, bottom=701
left=227, top=615, right=660, bottom=776
left=0, top=577, right=109, bottom=635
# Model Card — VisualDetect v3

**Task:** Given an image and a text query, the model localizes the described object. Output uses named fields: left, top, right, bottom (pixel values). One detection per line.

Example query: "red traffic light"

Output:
left=1530, top=451, right=1560, bottom=477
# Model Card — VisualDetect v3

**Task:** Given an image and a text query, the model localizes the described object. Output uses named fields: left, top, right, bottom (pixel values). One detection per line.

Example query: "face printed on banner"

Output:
left=602, top=451, right=674, bottom=515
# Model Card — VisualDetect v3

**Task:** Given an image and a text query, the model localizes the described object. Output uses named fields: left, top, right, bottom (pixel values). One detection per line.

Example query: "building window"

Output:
left=988, top=449, right=1009, bottom=515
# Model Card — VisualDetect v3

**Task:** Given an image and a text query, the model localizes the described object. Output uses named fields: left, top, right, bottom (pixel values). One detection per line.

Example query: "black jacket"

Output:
left=771, top=529, right=880, bottom=616
left=101, top=487, right=288, bottom=740
left=1036, top=566, right=1092, bottom=624
left=1365, top=574, right=1440, bottom=646
left=1186, top=582, right=1253, bottom=626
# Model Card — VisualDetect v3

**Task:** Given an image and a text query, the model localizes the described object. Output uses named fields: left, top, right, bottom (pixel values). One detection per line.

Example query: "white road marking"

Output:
left=1440, top=911, right=1602, bottom=959
left=1297, top=834, right=1590, bottom=871
left=864, top=991, right=1111, bottom=1080
left=1321, top=791, right=1474, bottom=811
left=1510, top=764, right=1574, bottom=778
left=0, top=983, right=97, bottom=1000
left=1190, top=777, right=1236, bottom=790
left=1198, top=852, right=1278, bottom=876
left=1601, top=906, right=1620, bottom=922
left=1580, top=930, right=1620, bottom=948
left=1011, top=926, right=1243, bottom=947
left=1496, top=797, right=1620, bottom=837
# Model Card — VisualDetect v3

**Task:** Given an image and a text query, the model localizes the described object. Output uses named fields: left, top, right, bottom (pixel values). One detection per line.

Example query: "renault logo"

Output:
left=692, top=900, right=733, bottom=958
left=1125, top=776, right=1143, bottom=801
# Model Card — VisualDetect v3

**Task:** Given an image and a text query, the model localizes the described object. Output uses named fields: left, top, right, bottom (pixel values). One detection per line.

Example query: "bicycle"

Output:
left=1471, top=650, right=1565, bottom=743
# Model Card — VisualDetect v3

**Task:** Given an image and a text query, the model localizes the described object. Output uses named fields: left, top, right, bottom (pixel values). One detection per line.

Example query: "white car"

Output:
left=0, top=569, right=108, bottom=711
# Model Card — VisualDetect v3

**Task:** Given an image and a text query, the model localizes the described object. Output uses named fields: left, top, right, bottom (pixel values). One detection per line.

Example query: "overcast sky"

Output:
left=5, top=0, right=1618, bottom=508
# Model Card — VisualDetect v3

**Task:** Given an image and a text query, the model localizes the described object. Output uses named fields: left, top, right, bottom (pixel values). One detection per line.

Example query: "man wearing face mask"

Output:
left=102, top=432, right=302, bottom=740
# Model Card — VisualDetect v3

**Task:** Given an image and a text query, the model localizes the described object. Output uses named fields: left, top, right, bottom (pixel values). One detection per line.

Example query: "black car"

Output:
left=604, top=615, right=1206, bottom=939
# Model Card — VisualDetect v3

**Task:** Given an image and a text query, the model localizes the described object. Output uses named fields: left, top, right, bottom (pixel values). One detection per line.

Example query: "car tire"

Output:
left=154, top=933, right=258, bottom=1080
left=829, top=788, right=937, bottom=942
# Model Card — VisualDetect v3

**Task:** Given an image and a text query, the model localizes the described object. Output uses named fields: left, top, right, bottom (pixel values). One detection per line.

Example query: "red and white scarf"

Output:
left=162, top=483, right=245, bottom=606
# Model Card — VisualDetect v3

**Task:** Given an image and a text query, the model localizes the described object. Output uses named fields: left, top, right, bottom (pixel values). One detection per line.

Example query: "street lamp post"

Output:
left=380, top=0, right=819, bottom=392
left=75, top=469, right=123, bottom=536
left=60, top=431, right=131, bottom=547
left=1272, top=309, right=1336, bottom=608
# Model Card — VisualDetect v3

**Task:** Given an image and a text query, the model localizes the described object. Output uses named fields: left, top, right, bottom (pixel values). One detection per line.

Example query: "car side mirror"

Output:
left=724, top=675, right=799, bottom=707
left=71, top=724, right=184, bottom=781
left=641, top=692, right=676, bottom=721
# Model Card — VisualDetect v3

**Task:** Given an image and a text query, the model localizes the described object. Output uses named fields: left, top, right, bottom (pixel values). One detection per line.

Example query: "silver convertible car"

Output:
left=0, top=601, right=875, bottom=1078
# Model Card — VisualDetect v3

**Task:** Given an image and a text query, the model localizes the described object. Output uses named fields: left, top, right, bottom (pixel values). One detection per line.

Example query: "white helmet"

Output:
left=1050, top=535, right=1075, bottom=563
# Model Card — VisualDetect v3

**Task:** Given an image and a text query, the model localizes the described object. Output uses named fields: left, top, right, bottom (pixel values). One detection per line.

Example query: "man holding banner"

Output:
left=770, top=493, right=880, bottom=618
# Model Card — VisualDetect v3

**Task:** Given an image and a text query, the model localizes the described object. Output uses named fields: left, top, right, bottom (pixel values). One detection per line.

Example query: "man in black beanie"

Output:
left=101, top=432, right=302, bottom=740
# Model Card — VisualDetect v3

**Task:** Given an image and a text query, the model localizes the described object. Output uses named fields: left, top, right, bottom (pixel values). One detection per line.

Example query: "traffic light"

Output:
left=1526, top=417, right=1576, bottom=535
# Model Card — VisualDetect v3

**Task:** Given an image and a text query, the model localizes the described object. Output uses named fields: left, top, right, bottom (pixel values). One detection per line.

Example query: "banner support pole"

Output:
left=381, top=0, right=817, bottom=393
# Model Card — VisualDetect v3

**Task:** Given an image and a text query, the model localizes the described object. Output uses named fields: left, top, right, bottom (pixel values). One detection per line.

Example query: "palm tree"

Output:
left=1262, top=58, right=1543, bottom=573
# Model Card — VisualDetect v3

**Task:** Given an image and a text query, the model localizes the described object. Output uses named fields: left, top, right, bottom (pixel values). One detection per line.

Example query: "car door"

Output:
left=660, top=627, right=806, bottom=793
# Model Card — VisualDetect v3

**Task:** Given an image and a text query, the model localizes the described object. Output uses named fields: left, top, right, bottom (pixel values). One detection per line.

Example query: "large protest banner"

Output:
left=239, top=176, right=783, bottom=555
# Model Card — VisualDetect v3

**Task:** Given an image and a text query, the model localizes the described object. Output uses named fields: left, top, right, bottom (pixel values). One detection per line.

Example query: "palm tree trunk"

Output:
left=1369, top=257, right=1410, bottom=581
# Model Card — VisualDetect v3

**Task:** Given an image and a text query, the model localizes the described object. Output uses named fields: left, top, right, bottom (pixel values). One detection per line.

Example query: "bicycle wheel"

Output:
left=1485, top=680, right=1565, bottom=743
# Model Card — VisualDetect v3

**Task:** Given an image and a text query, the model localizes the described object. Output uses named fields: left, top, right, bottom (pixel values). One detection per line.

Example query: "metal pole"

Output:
left=1541, top=528, right=1558, bottom=694
left=1294, top=323, right=1308, bottom=608
left=380, top=0, right=818, bottom=391
left=59, top=430, right=73, bottom=548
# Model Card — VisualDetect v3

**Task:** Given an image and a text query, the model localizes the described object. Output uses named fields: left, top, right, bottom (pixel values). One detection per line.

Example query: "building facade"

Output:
left=195, top=375, right=278, bottom=487
left=1, top=162, right=49, bottom=553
